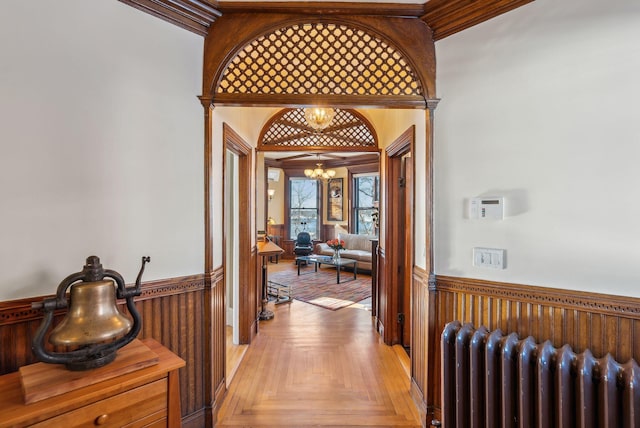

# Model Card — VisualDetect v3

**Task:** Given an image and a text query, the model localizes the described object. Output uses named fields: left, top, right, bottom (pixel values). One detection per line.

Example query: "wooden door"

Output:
left=382, top=127, right=414, bottom=347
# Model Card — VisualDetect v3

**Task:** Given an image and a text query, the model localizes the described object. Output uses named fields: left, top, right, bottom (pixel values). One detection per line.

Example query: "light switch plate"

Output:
left=473, top=247, right=506, bottom=269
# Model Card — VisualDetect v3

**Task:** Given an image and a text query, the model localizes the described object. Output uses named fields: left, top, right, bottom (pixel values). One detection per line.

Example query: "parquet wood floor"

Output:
left=216, top=296, right=422, bottom=427
left=226, top=326, right=248, bottom=387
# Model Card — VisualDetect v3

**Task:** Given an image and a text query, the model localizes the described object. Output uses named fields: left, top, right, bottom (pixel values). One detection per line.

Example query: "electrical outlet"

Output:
left=473, top=247, right=506, bottom=269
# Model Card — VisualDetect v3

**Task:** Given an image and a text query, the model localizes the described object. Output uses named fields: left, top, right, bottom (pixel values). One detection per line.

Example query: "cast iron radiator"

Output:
left=440, top=321, right=640, bottom=428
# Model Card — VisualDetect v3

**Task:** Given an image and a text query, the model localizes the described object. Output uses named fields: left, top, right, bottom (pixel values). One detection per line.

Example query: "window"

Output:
left=289, top=178, right=320, bottom=239
left=353, top=174, right=379, bottom=235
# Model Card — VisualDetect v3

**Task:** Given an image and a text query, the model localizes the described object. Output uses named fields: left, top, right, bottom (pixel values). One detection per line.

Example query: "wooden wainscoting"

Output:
left=423, top=275, right=640, bottom=420
left=0, top=269, right=226, bottom=427
left=135, top=273, right=209, bottom=425
left=410, top=266, right=430, bottom=424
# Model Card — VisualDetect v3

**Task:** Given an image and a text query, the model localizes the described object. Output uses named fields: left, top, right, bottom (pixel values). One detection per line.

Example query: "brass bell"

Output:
left=48, top=279, right=132, bottom=347
left=32, top=256, right=149, bottom=370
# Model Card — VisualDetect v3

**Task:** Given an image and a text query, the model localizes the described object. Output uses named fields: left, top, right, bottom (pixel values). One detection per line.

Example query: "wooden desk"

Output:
left=257, top=240, right=284, bottom=320
left=0, top=338, right=185, bottom=427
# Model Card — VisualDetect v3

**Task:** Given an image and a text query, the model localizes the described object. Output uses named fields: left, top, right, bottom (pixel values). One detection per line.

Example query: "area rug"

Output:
left=268, top=265, right=371, bottom=311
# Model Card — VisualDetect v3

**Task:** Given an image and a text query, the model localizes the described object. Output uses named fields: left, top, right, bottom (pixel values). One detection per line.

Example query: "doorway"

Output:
left=224, top=151, right=240, bottom=345
left=223, top=124, right=255, bottom=385
left=383, top=127, right=415, bottom=350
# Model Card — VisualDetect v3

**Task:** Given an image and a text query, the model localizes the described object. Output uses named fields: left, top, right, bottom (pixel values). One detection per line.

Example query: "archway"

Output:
left=199, top=13, right=438, bottom=421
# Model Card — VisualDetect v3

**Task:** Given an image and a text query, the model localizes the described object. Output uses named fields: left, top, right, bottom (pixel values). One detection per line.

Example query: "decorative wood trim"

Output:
left=346, top=162, right=379, bottom=175
left=410, top=380, right=428, bottom=428
left=203, top=14, right=436, bottom=103
left=136, top=274, right=206, bottom=301
left=265, top=154, right=379, bottom=170
left=211, top=94, right=428, bottom=109
left=436, top=275, right=640, bottom=318
left=118, top=0, right=220, bottom=36
left=258, top=108, right=378, bottom=152
left=182, top=409, right=205, bottom=428
left=413, top=265, right=429, bottom=282
left=200, top=97, right=215, bottom=274
left=0, top=299, right=58, bottom=326
left=421, top=0, right=534, bottom=40
left=119, top=1, right=532, bottom=42
left=209, top=265, right=224, bottom=284
left=216, top=2, right=427, bottom=16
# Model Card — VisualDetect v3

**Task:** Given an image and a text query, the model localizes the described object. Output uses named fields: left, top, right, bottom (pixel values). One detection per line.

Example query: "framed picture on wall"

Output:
left=327, top=178, right=343, bottom=221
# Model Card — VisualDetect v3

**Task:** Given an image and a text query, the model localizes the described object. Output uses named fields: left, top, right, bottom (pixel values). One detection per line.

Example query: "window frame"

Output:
left=352, top=173, right=380, bottom=236
left=287, top=176, right=321, bottom=240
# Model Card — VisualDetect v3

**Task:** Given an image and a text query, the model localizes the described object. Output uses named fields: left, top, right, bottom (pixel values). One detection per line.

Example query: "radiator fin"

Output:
left=441, top=321, right=640, bottom=428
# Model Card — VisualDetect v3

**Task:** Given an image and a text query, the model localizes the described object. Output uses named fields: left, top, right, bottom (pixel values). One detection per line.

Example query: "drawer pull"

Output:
left=94, top=414, right=109, bottom=425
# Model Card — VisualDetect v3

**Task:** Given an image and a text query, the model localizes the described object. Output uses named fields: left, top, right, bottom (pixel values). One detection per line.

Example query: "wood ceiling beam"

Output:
left=421, top=0, right=534, bottom=41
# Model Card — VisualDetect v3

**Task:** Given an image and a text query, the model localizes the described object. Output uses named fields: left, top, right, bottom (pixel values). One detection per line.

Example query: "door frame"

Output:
left=382, top=126, right=415, bottom=345
left=223, top=124, right=255, bottom=344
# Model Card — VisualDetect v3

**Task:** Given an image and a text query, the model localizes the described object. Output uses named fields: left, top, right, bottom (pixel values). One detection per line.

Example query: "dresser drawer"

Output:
left=31, top=379, right=167, bottom=427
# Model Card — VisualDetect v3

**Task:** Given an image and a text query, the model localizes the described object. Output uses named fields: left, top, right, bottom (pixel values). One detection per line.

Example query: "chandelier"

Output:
left=304, top=156, right=336, bottom=180
left=304, top=107, right=336, bottom=131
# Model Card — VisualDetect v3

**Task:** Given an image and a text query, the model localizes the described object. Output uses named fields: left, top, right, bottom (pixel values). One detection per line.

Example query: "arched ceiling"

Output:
left=118, top=0, right=534, bottom=41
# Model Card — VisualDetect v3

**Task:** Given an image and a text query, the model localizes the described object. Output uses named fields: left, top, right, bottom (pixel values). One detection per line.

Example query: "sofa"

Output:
left=315, top=232, right=376, bottom=272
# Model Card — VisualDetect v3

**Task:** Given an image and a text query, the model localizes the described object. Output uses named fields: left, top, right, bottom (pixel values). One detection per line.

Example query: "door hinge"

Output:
left=398, top=313, right=405, bottom=324
left=398, top=177, right=406, bottom=188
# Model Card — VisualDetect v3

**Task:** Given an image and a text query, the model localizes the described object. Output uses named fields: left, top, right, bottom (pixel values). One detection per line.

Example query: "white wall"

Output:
left=0, top=1, right=204, bottom=300
left=435, top=0, right=640, bottom=296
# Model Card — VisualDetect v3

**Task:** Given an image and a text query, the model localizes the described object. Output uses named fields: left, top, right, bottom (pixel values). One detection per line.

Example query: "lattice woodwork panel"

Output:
left=217, top=23, right=423, bottom=97
left=261, top=109, right=377, bottom=149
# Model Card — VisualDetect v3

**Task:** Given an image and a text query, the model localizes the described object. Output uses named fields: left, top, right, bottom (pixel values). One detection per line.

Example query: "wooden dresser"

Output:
left=0, top=338, right=185, bottom=427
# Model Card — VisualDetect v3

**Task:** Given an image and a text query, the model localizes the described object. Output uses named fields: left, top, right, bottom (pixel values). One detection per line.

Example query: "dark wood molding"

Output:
left=422, top=0, right=534, bottom=40
left=223, top=123, right=256, bottom=345
left=412, top=265, right=429, bottom=282
left=436, top=275, right=640, bottom=318
left=264, top=154, right=379, bottom=170
left=386, top=126, right=415, bottom=157
left=202, top=100, right=214, bottom=274
left=212, top=94, right=428, bottom=109
left=216, top=2, right=426, bottom=16
left=119, top=0, right=532, bottom=42
left=381, top=126, right=414, bottom=345
left=118, top=0, right=220, bottom=36
left=346, top=161, right=379, bottom=175
left=136, top=273, right=206, bottom=301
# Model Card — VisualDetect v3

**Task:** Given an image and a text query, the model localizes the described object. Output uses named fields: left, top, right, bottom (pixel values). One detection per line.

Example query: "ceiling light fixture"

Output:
left=304, top=155, right=336, bottom=180
left=304, top=107, right=336, bottom=131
